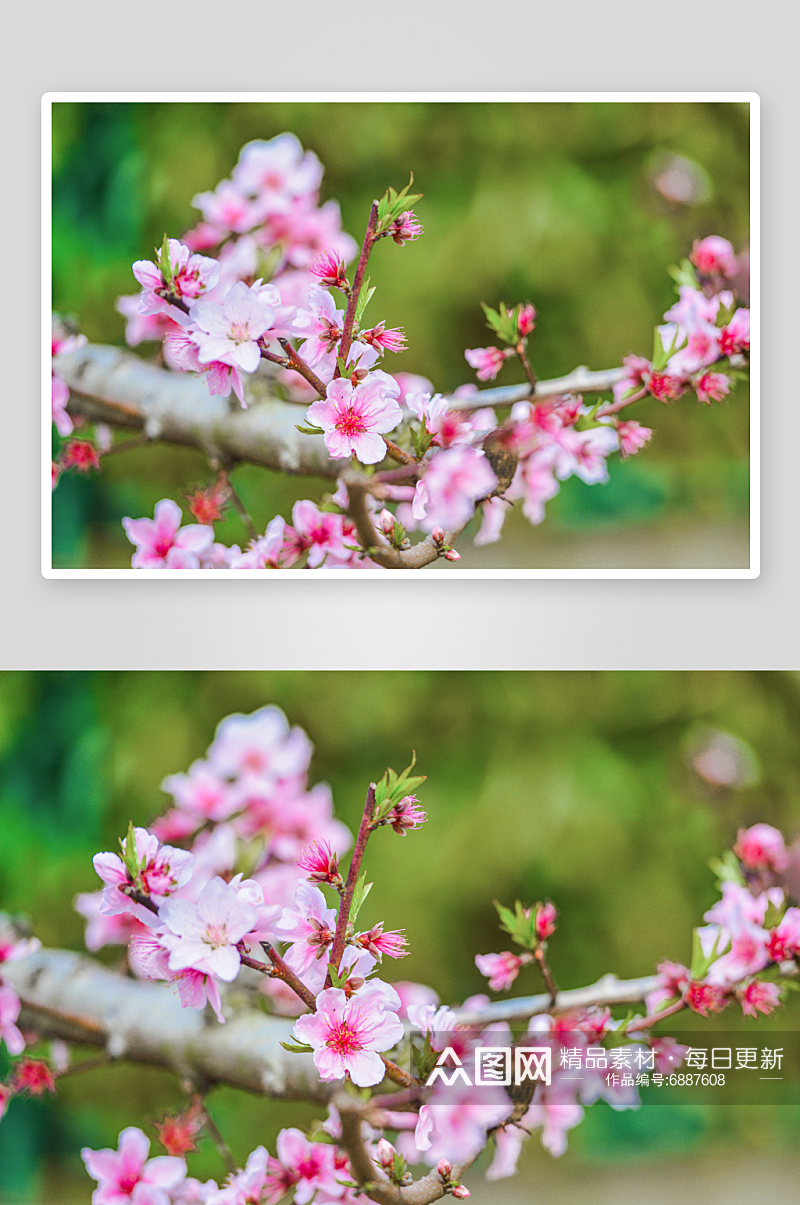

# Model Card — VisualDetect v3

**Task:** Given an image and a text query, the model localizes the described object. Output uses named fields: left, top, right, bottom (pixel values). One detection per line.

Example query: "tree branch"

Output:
left=337, top=1095, right=472, bottom=1205
left=342, top=473, right=458, bottom=571
left=2, top=948, right=330, bottom=1101
left=55, top=346, right=627, bottom=485
left=444, top=364, right=626, bottom=411
left=55, top=344, right=341, bottom=479
left=453, top=971, right=661, bottom=1024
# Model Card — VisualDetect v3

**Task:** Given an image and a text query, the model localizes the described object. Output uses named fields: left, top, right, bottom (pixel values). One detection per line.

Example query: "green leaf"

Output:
left=667, top=258, right=699, bottom=293
left=708, top=850, right=745, bottom=888
left=157, top=233, right=174, bottom=287
left=328, top=963, right=351, bottom=989
left=652, top=326, right=668, bottom=372
left=350, top=873, right=373, bottom=925
left=354, top=279, right=376, bottom=327
left=392, top=1152, right=409, bottom=1183
left=689, top=926, right=729, bottom=981
left=119, top=820, right=140, bottom=881
left=280, top=1040, right=314, bottom=1054
left=295, top=422, right=325, bottom=436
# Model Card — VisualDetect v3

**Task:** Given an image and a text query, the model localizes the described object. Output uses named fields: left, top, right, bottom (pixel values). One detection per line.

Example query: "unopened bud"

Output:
left=517, top=303, right=536, bottom=337
left=444, top=548, right=461, bottom=561
left=451, top=1186, right=470, bottom=1199
left=350, top=368, right=369, bottom=384
left=343, top=975, right=365, bottom=998
left=379, top=509, right=395, bottom=537
left=376, top=1138, right=395, bottom=1170
left=535, top=900, right=558, bottom=942
left=432, top=526, right=445, bottom=545
left=437, top=1159, right=452, bottom=1179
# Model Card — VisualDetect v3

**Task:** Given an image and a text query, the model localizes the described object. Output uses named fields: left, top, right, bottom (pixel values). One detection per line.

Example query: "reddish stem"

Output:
left=326, top=785, right=377, bottom=983
left=625, top=997, right=687, bottom=1034
left=382, top=437, right=417, bottom=466
left=261, top=942, right=318, bottom=1011
left=277, top=339, right=328, bottom=398
left=336, top=202, right=379, bottom=374
left=516, top=342, right=537, bottom=392
left=534, top=945, right=558, bottom=1003
left=595, top=387, right=647, bottom=418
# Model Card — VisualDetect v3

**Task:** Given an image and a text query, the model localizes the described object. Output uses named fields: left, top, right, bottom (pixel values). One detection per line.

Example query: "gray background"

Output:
left=9, top=1, right=790, bottom=669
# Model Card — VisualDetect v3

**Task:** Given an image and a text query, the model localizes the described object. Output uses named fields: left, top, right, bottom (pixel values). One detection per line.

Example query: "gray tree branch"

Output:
left=3, top=949, right=660, bottom=1085
left=2, top=948, right=329, bottom=1101
left=55, top=345, right=626, bottom=475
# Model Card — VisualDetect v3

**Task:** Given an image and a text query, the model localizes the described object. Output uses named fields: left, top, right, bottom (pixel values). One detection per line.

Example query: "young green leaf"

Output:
left=350, top=873, right=373, bottom=925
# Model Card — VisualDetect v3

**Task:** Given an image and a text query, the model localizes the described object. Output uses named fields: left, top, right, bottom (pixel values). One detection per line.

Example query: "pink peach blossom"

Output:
left=82, top=1127, right=187, bottom=1205
left=122, top=500, right=214, bottom=569
left=292, top=981, right=404, bottom=1086
left=475, top=951, right=523, bottom=992
left=307, top=373, right=403, bottom=464
left=465, top=346, right=510, bottom=381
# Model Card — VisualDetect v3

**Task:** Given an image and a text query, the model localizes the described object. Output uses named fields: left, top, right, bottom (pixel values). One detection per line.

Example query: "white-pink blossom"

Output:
left=307, top=373, right=403, bottom=464
left=465, top=346, right=510, bottom=381
left=414, top=447, right=497, bottom=532
left=475, top=951, right=523, bottom=992
left=82, top=1127, right=187, bottom=1205
left=93, top=826, right=194, bottom=924
left=122, top=500, right=215, bottom=569
left=207, top=705, right=313, bottom=782
left=189, top=280, right=277, bottom=375
left=734, top=824, right=789, bottom=873
left=0, top=985, right=26, bottom=1055
left=132, top=239, right=220, bottom=327
left=276, top=881, right=338, bottom=977
left=292, top=982, right=404, bottom=1087
left=232, top=134, right=324, bottom=203
left=158, top=876, right=259, bottom=982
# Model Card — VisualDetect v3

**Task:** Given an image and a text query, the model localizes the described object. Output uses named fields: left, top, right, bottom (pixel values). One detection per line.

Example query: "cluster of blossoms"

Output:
left=50, top=132, right=750, bottom=571
left=0, top=915, right=46, bottom=1120
left=468, top=822, right=796, bottom=1163
left=1, top=705, right=794, bottom=1203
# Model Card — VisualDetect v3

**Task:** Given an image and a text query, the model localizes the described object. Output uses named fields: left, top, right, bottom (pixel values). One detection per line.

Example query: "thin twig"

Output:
left=198, top=1098, right=237, bottom=1177
left=327, top=785, right=377, bottom=982
left=278, top=339, right=328, bottom=398
left=260, top=942, right=318, bottom=1011
left=534, top=945, right=558, bottom=1004
left=382, top=437, right=417, bottom=466
left=56, top=1053, right=113, bottom=1079
left=219, top=471, right=258, bottom=541
left=337, top=202, right=379, bottom=373
left=100, top=435, right=152, bottom=457
left=625, top=997, right=687, bottom=1034
left=516, top=341, right=537, bottom=392
left=343, top=473, right=457, bottom=571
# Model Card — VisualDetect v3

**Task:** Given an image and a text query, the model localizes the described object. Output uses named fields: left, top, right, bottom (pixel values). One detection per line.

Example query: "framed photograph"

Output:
left=44, top=93, right=758, bottom=578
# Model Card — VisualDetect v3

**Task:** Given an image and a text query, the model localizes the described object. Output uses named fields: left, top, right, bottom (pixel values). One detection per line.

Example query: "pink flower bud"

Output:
left=379, top=509, right=396, bottom=537
left=517, top=303, right=536, bottom=337
left=437, top=1159, right=452, bottom=1179
left=432, top=526, right=445, bottom=544
left=535, top=901, right=558, bottom=942
left=377, top=1138, right=396, bottom=1169
left=451, top=1186, right=470, bottom=1199
left=444, top=549, right=461, bottom=561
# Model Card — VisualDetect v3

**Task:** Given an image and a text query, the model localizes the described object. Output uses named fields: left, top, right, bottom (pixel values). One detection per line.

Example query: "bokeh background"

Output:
left=50, top=100, right=752, bottom=569
left=0, top=671, right=796, bottom=1203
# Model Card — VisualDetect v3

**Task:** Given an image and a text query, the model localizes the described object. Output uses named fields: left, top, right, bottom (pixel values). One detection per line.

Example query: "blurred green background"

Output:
left=0, top=671, right=796, bottom=1202
left=50, top=100, right=751, bottom=569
